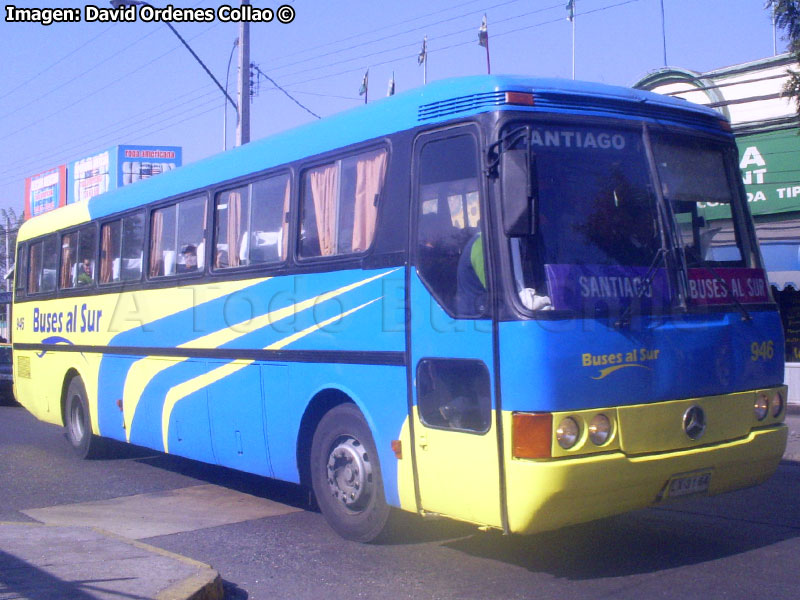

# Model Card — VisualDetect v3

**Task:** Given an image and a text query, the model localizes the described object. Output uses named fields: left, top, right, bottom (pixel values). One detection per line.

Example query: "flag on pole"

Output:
left=566, top=0, right=575, bottom=22
left=418, top=36, right=427, bottom=65
left=387, top=72, right=395, bottom=96
left=359, top=69, right=369, bottom=100
left=478, top=14, right=488, bottom=48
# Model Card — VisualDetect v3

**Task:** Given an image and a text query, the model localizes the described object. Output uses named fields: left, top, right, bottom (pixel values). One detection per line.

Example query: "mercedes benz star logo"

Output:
left=683, top=405, right=706, bottom=440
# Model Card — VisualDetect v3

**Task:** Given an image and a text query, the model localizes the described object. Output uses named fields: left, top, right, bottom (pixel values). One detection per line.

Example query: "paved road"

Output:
left=2, top=405, right=799, bottom=600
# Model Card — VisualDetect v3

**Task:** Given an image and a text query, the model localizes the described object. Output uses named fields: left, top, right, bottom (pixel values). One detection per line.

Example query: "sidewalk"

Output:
left=0, top=522, right=223, bottom=600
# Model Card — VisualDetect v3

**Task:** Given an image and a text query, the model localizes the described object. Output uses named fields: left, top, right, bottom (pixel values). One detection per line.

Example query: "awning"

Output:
left=760, top=243, right=800, bottom=290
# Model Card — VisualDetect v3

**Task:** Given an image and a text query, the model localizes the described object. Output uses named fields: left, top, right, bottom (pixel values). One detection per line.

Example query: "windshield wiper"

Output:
left=615, top=247, right=667, bottom=329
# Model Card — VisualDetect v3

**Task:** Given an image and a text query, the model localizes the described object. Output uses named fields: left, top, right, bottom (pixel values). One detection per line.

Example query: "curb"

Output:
left=787, top=402, right=800, bottom=416
left=99, top=528, right=224, bottom=600
left=0, top=521, right=224, bottom=600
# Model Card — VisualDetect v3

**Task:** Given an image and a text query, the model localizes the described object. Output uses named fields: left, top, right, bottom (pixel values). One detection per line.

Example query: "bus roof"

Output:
left=19, top=75, right=724, bottom=241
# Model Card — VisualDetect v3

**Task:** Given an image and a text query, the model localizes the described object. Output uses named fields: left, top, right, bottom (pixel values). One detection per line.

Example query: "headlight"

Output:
left=556, top=417, right=580, bottom=449
left=754, top=392, right=769, bottom=421
left=770, top=391, right=783, bottom=418
left=588, top=414, right=611, bottom=446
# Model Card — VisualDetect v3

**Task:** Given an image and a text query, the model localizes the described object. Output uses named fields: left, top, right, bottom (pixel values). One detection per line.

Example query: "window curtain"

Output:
left=60, top=236, right=74, bottom=289
left=281, top=178, right=290, bottom=260
left=149, top=211, right=163, bottom=277
left=100, top=224, right=114, bottom=283
left=352, top=150, right=387, bottom=252
left=227, top=191, right=243, bottom=267
left=28, top=246, right=41, bottom=293
left=309, top=164, right=338, bottom=256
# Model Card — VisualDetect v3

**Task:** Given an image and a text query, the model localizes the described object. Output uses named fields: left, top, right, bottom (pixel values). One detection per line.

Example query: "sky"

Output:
left=0, top=0, right=787, bottom=215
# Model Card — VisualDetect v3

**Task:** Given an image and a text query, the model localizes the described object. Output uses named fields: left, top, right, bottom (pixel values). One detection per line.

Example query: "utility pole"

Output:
left=236, top=0, right=251, bottom=146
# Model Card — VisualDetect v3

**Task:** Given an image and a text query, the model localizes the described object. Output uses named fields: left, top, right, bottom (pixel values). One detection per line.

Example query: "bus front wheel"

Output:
left=64, top=377, right=102, bottom=459
left=310, top=403, right=391, bottom=542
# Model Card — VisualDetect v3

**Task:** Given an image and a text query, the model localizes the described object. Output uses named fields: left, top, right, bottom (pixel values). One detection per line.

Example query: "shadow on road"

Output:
left=440, top=463, right=800, bottom=579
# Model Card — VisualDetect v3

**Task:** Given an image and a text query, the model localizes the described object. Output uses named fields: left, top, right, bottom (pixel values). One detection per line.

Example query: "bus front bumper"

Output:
left=504, top=424, right=788, bottom=535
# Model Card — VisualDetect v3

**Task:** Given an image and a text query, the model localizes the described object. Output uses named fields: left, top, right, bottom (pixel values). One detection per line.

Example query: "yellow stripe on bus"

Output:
left=161, top=297, right=382, bottom=452
left=122, top=270, right=396, bottom=441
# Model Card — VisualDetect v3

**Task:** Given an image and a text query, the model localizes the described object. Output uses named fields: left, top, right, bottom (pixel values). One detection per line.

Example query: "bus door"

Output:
left=409, top=127, right=502, bottom=528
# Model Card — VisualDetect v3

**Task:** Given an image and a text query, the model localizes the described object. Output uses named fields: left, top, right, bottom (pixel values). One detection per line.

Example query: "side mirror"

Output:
left=500, top=148, right=536, bottom=236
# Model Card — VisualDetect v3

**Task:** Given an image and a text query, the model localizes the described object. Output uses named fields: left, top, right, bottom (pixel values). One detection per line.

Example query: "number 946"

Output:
left=751, top=340, right=774, bottom=361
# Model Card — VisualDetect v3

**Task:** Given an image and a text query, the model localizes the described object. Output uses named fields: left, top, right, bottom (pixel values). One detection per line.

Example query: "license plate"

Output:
left=665, top=470, right=712, bottom=499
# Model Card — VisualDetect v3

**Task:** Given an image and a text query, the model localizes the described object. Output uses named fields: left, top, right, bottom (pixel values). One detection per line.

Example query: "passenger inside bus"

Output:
left=179, top=244, right=198, bottom=272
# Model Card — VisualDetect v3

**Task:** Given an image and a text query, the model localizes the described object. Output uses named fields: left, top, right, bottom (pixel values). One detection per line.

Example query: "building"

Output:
left=634, top=54, right=800, bottom=401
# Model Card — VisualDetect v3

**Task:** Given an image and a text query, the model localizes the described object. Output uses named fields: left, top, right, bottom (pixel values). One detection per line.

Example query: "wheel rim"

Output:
left=325, top=436, right=373, bottom=511
left=68, top=395, right=85, bottom=443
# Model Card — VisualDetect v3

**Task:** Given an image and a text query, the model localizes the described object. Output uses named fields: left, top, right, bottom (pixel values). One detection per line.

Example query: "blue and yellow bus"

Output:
left=12, top=76, right=788, bottom=541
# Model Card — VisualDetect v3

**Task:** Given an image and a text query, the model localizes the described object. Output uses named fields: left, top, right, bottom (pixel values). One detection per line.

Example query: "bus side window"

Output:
left=121, top=212, right=145, bottom=281
left=29, top=236, right=58, bottom=294
left=99, top=212, right=145, bottom=284
left=61, top=226, right=97, bottom=289
left=299, top=148, right=387, bottom=258
left=100, top=220, right=122, bottom=284
left=28, top=241, right=42, bottom=294
left=150, top=196, right=206, bottom=277
left=417, top=358, right=491, bottom=433
left=250, top=174, right=291, bottom=264
left=416, top=134, right=484, bottom=317
left=15, top=244, right=27, bottom=294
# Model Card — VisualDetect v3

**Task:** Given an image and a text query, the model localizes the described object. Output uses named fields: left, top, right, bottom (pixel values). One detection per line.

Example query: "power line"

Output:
left=0, top=87, right=221, bottom=182
left=251, top=65, right=321, bottom=119
left=270, top=2, right=567, bottom=86
left=267, top=0, right=534, bottom=75
left=277, top=0, right=642, bottom=90
left=0, top=23, right=220, bottom=145
left=0, top=24, right=116, bottom=103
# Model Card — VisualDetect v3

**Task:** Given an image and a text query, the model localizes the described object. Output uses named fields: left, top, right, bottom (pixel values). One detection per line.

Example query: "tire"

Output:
left=310, top=403, right=391, bottom=542
left=64, top=377, right=102, bottom=459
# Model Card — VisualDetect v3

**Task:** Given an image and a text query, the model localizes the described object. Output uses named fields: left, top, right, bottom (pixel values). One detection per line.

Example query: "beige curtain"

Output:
left=227, top=191, right=243, bottom=267
left=28, top=245, right=40, bottom=293
left=352, top=150, right=387, bottom=252
left=149, top=211, right=163, bottom=277
left=309, top=164, right=338, bottom=256
left=100, top=224, right=114, bottom=283
left=281, top=178, right=290, bottom=260
left=60, top=235, right=74, bottom=289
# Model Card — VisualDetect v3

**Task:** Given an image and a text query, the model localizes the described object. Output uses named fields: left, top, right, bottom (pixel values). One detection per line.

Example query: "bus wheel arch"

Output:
left=297, top=388, right=354, bottom=490
left=62, top=372, right=102, bottom=459
left=60, top=368, right=82, bottom=427
left=302, top=392, right=391, bottom=542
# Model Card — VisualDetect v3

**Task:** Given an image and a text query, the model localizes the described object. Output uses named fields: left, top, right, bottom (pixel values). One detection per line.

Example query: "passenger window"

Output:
left=15, top=245, right=27, bottom=293
left=417, top=358, right=491, bottom=433
left=416, top=134, right=485, bottom=316
left=214, top=174, right=290, bottom=269
left=149, top=196, right=206, bottom=277
left=100, top=212, right=145, bottom=284
left=61, top=226, right=96, bottom=289
left=299, top=148, right=387, bottom=258
left=28, top=235, right=58, bottom=294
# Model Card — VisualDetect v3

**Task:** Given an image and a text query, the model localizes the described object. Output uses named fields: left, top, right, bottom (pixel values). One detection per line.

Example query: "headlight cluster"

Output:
left=556, top=413, right=613, bottom=450
left=755, top=390, right=783, bottom=421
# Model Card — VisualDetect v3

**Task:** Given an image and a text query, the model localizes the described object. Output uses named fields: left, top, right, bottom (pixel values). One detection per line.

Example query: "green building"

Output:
left=634, top=54, right=800, bottom=400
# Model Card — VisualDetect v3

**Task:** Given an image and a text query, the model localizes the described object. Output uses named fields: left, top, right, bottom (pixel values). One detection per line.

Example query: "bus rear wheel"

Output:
left=64, top=377, right=102, bottom=459
left=310, top=403, right=391, bottom=542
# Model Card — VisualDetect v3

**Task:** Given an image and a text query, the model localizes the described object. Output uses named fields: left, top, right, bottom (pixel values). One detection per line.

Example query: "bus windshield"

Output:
left=504, top=122, right=758, bottom=312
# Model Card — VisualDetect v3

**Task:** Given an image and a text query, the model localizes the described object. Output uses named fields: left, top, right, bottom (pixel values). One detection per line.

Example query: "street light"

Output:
left=109, top=0, right=239, bottom=142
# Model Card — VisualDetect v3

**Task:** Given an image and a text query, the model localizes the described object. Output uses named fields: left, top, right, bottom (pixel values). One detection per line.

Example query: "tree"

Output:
left=0, top=207, right=24, bottom=287
left=768, top=1, right=800, bottom=114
